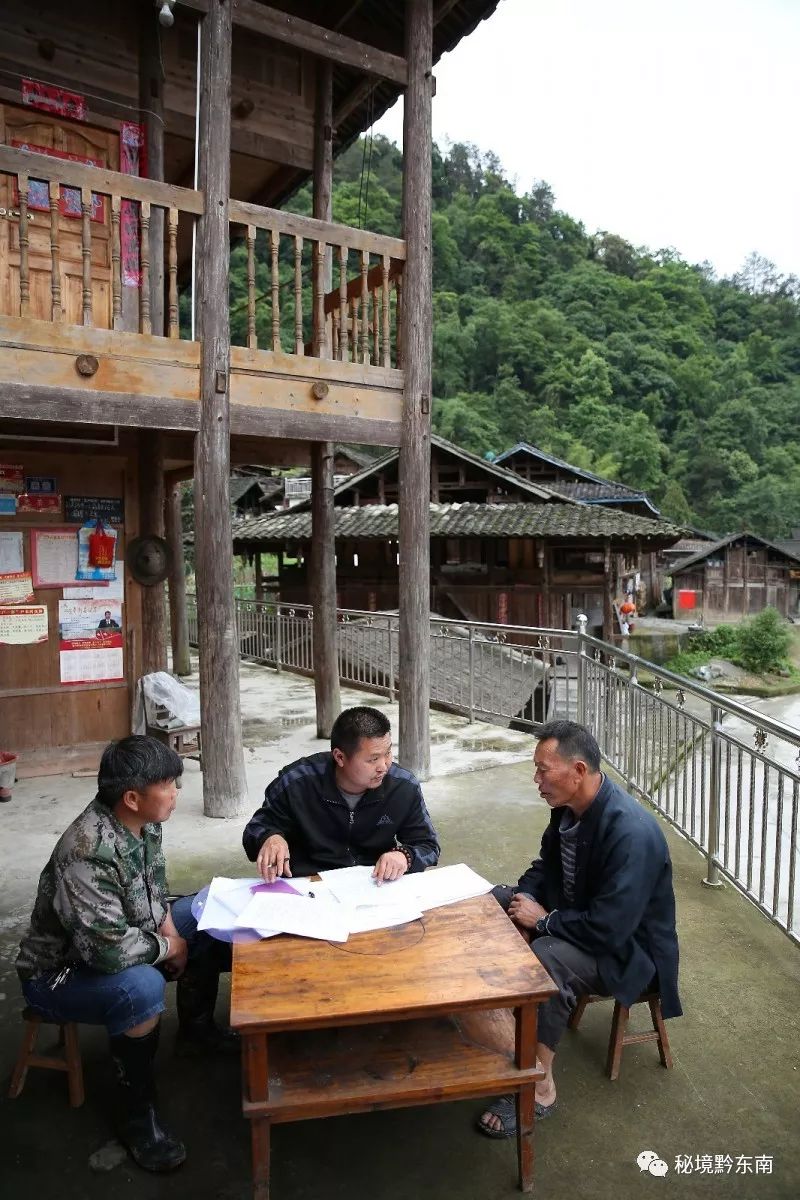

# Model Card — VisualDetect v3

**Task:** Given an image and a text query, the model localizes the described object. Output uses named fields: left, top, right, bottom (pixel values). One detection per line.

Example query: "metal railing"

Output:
left=186, top=596, right=800, bottom=946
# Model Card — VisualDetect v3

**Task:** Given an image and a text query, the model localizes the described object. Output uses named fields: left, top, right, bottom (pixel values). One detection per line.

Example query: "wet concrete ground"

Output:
left=2, top=667, right=799, bottom=1199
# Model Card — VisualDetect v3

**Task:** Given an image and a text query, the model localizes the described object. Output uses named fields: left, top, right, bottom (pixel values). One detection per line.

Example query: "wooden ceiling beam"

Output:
left=180, top=0, right=407, bottom=84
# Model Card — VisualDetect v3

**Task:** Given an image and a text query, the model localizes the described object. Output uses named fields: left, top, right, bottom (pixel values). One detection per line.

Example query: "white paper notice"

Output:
left=235, top=892, right=350, bottom=942
left=320, top=863, right=492, bottom=912
left=0, top=532, right=24, bottom=575
left=63, top=566, right=125, bottom=601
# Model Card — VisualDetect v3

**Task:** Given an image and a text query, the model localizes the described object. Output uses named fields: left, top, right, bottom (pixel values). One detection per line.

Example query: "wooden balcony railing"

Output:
left=0, top=144, right=406, bottom=368
left=0, top=143, right=202, bottom=337
left=228, top=200, right=405, bottom=368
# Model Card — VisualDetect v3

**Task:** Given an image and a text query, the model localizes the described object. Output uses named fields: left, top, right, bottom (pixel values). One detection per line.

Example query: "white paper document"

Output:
left=319, top=863, right=492, bottom=912
left=235, top=891, right=351, bottom=942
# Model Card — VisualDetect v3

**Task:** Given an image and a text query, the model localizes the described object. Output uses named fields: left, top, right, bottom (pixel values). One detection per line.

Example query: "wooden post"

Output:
left=165, top=480, right=191, bottom=676
left=603, top=539, right=614, bottom=643
left=254, top=552, right=264, bottom=604
left=310, top=60, right=341, bottom=738
left=193, top=0, right=248, bottom=818
left=138, top=9, right=165, bottom=335
left=138, top=432, right=167, bottom=674
left=398, top=0, right=433, bottom=779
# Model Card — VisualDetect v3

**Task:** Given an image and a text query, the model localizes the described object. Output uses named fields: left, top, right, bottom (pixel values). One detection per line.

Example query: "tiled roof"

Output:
left=495, top=442, right=660, bottom=510
left=547, top=480, right=658, bottom=509
left=284, top=434, right=571, bottom=514
left=232, top=502, right=683, bottom=547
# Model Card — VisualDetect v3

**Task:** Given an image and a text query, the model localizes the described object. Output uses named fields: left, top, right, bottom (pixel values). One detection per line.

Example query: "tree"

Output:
left=659, top=479, right=693, bottom=526
left=736, top=608, right=791, bottom=674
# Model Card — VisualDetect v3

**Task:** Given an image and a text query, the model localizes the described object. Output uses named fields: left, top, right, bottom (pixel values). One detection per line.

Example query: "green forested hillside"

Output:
left=230, top=136, right=800, bottom=538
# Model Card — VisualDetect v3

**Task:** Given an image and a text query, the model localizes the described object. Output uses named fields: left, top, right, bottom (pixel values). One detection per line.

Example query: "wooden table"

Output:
left=230, top=893, right=558, bottom=1200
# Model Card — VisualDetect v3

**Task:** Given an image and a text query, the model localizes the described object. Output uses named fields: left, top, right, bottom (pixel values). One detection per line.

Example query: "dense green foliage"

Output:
left=230, top=136, right=800, bottom=538
left=666, top=608, right=793, bottom=676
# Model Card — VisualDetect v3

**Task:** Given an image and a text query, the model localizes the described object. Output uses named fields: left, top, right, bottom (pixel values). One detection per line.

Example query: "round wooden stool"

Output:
left=8, top=1007, right=84, bottom=1107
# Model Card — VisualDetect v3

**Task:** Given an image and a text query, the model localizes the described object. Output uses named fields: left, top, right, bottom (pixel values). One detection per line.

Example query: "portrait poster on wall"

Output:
left=58, top=599, right=123, bottom=684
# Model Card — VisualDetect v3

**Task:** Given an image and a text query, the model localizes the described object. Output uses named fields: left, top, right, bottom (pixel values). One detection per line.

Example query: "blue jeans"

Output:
left=21, top=894, right=218, bottom=1037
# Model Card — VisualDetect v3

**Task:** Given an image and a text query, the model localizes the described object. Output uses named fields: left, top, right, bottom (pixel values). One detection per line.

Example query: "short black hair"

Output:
left=330, top=706, right=391, bottom=757
left=97, top=735, right=183, bottom=808
left=537, top=721, right=601, bottom=772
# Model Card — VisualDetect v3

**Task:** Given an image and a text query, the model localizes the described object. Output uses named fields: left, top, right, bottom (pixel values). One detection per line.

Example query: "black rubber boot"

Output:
left=175, top=959, right=239, bottom=1056
left=109, top=1026, right=186, bottom=1172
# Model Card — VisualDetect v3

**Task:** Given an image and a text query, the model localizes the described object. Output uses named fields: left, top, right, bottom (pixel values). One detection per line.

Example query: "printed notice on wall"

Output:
left=0, top=572, right=34, bottom=604
left=58, top=599, right=123, bottom=684
left=0, top=604, right=48, bottom=645
left=0, top=532, right=24, bottom=575
left=31, top=529, right=93, bottom=588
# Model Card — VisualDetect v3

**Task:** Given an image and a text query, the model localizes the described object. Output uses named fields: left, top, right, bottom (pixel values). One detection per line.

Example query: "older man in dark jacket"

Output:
left=479, top=720, right=681, bottom=1138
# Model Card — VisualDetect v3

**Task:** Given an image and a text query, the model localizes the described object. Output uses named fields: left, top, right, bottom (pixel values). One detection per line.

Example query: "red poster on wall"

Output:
left=120, top=121, right=145, bottom=287
left=22, top=78, right=87, bottom=122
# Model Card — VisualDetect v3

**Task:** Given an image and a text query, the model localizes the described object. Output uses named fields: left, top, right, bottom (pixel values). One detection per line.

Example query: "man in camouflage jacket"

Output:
left=16, top=797, right=173, bottom=980
left=16, top=735, right=232, bottom=1174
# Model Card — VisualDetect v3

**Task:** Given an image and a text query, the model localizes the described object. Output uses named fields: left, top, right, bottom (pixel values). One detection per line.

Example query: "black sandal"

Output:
left=476, top=1093, right=558, bottom=1139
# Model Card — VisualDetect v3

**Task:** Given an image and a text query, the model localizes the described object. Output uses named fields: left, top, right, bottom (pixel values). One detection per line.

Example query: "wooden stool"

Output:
left=146, top=721, right=202, bottom=763
left=568, top=992, right=673, bottom=1081
left=8, top=1008, right=84, bottom=1107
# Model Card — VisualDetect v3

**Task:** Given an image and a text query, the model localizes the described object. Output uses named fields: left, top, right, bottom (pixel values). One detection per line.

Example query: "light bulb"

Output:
left=158, top=1, right=175, bottom=27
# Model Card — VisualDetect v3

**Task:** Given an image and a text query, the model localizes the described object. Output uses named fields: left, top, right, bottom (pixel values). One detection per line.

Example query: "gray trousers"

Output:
left=492, top=885, right=607, bottom=1051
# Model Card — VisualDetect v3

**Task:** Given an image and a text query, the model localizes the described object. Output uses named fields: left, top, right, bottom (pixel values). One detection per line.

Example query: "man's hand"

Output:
left=162, top=933, right=188, bottom=979
left=257, top=834, right=292, bottom=883
left=507, top=894, right=548, bottom=930
left=372, top=850, right=408, bottom=886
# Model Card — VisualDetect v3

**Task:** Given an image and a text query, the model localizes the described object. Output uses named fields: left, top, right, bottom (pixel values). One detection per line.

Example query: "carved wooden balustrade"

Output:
left=0, top=143, right=406, bottom=441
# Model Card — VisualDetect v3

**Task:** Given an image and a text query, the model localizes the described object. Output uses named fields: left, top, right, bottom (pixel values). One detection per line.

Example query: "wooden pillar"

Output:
left=139, top=9, right=165, bottom=335
left=193, top=0, right=247, bottom=818
left=254, top=551, right=264, bottom=603
left=398, top=0, right=433, bottom=779
left=310, top=60, right=341, bottom=739
left=138, top=432, right=167, bottom=673
left=165, top=479, right=191, bottom=676
left=603, top=540, right=614, bottom=643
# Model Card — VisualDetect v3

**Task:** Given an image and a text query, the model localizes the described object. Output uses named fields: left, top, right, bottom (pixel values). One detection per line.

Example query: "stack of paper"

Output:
left=194, top=864, right=492, bottom=945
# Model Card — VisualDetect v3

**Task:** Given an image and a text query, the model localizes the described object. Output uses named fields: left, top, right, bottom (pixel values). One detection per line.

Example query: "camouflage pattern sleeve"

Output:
left=52, top=857, right=169, bottom=974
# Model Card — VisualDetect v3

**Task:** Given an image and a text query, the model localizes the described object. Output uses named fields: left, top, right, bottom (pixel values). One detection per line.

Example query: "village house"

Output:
left=232, top=435, right=682, bottom=639
left=0, top=0, right=501, bottom=802
left=669, top=533, right=800, bottom=624
left=494, top=441, right=662, bottom=518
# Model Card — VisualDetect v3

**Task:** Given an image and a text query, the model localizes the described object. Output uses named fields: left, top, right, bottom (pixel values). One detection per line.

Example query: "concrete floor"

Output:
left=2, top=668, right=800, bottom=1199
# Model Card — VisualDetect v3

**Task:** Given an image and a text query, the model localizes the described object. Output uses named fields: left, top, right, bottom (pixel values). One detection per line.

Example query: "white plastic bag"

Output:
left=133, top=671, right=201, bottom=734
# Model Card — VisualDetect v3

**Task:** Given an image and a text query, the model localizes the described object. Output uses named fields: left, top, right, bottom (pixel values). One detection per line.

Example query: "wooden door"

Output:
left=0, top=104, right=118, bottom=327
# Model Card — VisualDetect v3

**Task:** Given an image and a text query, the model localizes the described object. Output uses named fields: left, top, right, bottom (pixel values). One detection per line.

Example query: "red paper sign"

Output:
left=678, top=589, right=698, bottom=610
left=17, top=493, right=61, bottom=514
left=120, top=122, right=145, bottom=287
left=0, top=464, right=24, bottom=493
left=22, top=78, right=86, bottom=121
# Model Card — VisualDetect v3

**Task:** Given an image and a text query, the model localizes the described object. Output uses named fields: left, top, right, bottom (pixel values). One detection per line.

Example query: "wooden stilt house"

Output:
left=0, top=0, right=500, bottom=805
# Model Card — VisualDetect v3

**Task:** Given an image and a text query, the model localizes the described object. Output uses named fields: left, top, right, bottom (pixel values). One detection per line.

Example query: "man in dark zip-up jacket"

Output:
left=243, top=706, right=440, bottom=883
left=479, top=720, right=680, bottom=1140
